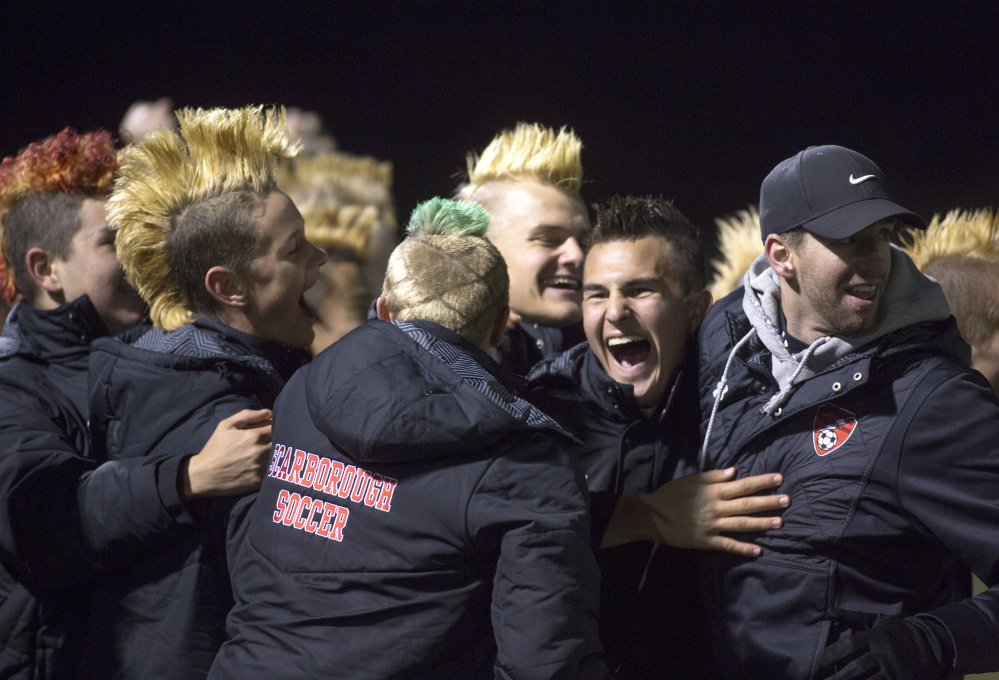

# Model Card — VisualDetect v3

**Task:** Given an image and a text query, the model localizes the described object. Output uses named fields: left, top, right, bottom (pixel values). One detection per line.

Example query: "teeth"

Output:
left=544, top=277, right=580, bottom=290
left=607, top=336, right=644, bottom=347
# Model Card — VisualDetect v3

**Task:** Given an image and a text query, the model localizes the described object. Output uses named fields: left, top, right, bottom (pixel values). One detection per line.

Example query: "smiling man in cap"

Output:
left=697, top=145, right=999, bottom=679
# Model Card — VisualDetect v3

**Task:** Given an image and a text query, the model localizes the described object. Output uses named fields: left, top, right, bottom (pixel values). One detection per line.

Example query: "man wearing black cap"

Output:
left=697, top=145, right=999, bottom=679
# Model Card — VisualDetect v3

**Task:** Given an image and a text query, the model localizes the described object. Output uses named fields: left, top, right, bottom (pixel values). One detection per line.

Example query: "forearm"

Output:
left=76, top=455, right=193, bottom=570
left=923, top=585, right=999, bottom=675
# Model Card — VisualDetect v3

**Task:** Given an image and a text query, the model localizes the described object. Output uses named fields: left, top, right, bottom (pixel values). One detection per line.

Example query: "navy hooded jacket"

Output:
left=80, top=316, right=309, bottom=680
left=527, top=342, right=711, bottom=679
left=211, top=319, right=608, bottom=680
left=0, top=298, right=185, bottom=680
left=698, top=272, right=999, bottom=679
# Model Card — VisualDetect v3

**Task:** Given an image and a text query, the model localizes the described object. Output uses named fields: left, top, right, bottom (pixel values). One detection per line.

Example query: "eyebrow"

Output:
left=582, top=276, right=660, bottom=292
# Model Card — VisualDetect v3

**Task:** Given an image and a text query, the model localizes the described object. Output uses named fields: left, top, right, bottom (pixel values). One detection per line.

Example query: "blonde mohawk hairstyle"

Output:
left=108, top=106, right=299, bottom=331
left=456, top=122, right=583, bottom=200
left=708, top=207, right=764, bottom=301
left=383, top=197, right=508, bottom=344
left=901, top=208, right=999, bottom=345
left=901, top=208, right=999, bottom=270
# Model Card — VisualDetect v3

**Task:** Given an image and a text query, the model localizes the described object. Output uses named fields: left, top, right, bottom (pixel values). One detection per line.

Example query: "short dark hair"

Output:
left=590, top=195, right=705, bottom=293
left=3, top=192, right=88, bottom=303
left=168, top=191, right=262, bottom=318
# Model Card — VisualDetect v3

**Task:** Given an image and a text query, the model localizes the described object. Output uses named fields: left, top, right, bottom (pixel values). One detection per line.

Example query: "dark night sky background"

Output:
left=3, top=2, right=998, bottom=265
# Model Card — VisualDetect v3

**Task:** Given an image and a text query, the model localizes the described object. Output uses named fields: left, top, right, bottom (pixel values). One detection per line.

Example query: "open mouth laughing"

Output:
left=845, top=283, right=878, bottom=301
left=607, top=335, right=651, bottom=368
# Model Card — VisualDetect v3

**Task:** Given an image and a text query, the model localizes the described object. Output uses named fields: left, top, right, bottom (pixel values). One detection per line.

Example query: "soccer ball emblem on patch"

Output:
left=812, top=403, right=857, bottom=456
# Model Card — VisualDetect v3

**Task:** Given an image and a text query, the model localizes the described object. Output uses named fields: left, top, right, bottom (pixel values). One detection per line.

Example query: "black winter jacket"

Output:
left=80, top=316, right=309, bottom=680
left=211, top=320, right=609, bottom=680
left=493, top=320, right=585, bottom=376
left=698, top=289, right=999, bottom=679
left=527, top=343, right=710, bottom=679
left=0, top=298, right=182, bottom=680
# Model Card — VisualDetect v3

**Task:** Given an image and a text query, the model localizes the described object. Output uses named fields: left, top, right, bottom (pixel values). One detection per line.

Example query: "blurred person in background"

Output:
left=280, top=151, right=397, bottom=352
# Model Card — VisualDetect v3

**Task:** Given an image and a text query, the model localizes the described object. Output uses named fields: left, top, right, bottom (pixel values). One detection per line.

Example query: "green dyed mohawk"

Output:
left=407, top=197, right=490, bottom=238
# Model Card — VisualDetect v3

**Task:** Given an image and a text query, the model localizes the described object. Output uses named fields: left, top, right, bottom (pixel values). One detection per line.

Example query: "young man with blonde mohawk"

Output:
left=0, top=129, right=272, bottom=680
left=457, top=122, right=588, bottom=374
left=902, top=208, right=999, bottom=395
left=79, top=106, right=327, bottom=680
left=212, top=198, right=609, bottom=680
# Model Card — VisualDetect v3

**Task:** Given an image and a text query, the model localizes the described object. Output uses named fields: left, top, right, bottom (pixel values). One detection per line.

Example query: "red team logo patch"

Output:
left=813, top=403, right=857, bottom=456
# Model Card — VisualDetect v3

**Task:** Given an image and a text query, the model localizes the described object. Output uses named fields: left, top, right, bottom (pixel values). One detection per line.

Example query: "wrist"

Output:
left=601, top=495, right=656, bottom=548
left=180, top=454, right=202, bottom=499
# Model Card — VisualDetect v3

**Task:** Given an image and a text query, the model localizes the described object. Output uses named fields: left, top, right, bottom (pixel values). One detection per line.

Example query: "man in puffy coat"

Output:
left=211, top=198, right=609, bottom=680
left=79, top=106, right=327, bottom=679
left=527, top=196, right=790, bottom=678
left=698, top=145, right=999, bottom=679
left=0, top=129, right=271, bottom=679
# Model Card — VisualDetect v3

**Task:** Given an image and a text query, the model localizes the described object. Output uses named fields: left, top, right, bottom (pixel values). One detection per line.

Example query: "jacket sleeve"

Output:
left=896, top=367, right=999, bottom=675
left=0, top=385, right=193, bottom=591
left=467, top=432, right=610, bottom=680
left=75, top=454, right=194, bottom=569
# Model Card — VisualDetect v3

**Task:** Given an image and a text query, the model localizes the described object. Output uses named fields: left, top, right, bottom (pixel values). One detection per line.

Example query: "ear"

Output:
left=489, top=306, right=511, bottom=349
left=687, top=288, right=713, bottom=334
left=26, top=247, right=63, bottom=296
left=204, top=266, right=246, bottom=308
left=375, top=295, right=393, bottom=321
left=764, top=233, right=796, bottom=281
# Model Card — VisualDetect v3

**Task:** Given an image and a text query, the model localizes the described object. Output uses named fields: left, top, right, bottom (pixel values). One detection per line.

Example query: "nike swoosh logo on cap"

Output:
left=849, top=174, right=876, bottom=185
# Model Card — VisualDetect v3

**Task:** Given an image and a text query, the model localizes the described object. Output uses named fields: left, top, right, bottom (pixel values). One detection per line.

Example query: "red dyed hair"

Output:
left=0, top=128, right=121, bottom=303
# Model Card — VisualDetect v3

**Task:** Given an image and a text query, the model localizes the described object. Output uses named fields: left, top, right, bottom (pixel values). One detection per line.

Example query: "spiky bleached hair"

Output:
left=455, top=122, right=583, bottom=201
left=108, top=106, right=299, bottom=330
left=901, top=208, right=999, bottom=269
left=383, top=197, right=508, bottom=344
left=279, top=151, right=396, bottom=260
left=901, top=208, right=999, bottom=345
left=708, top=207, right=764, bottom=301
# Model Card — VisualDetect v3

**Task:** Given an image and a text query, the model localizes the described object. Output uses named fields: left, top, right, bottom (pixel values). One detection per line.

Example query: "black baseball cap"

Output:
left=759, top=145, right=926, bottom=241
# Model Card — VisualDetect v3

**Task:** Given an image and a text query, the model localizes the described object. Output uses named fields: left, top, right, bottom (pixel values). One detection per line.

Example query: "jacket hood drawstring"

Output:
left=700, top=326, right=756, bottom=468
left=700, top=246, right=951, bottom=469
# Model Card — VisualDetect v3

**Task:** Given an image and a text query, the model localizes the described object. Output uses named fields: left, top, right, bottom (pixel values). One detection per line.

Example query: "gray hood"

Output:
left=700, top=246, right=950, bottom=466
left=741, top=245, right=950, bottom=415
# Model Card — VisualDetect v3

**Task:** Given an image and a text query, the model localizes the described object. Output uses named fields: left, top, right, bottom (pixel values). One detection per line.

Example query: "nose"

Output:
left=309, top=242, right=329, bottom=269
left=605, top=292, right=630, bottom=323
left=558, top=236, right=585, bottom=270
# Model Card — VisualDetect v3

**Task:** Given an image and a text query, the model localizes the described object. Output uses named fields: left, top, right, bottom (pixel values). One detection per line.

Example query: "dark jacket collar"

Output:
left=493, top=321, right=585, bottom=376
left=192, top=315, right=311, bottom=383
left=410, top=319, right=528, bottom=398
left=0, top=296, right=109, bottom=362
left=531, top=338, right=701, bottom=425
